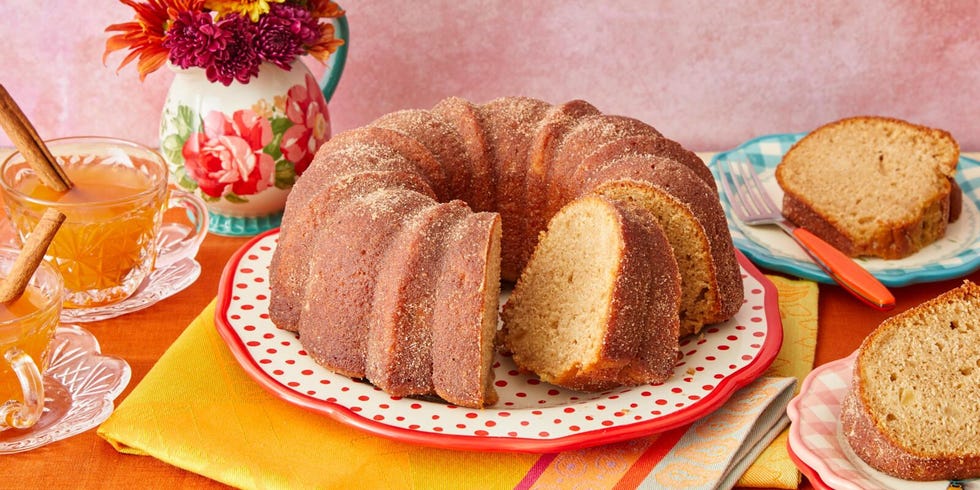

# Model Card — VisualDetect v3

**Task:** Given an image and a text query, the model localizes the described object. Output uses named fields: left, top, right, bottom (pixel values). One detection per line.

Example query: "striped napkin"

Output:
left=98, top=275, right=817, bottom=489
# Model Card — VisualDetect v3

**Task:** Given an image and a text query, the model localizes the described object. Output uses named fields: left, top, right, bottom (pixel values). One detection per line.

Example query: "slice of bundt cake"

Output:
left=775, top=116, right=960, bottom=259
left=840, top=280, right=980, bottom=481
left=587, top=155, right=743, bottom=336
left=522, top=100, right=601, bottom=275
left=366, top=201, right=501, bottom=406
left=269, top=142, right=435, bottom=331
left=501, top=195, right=681, bottom=391
left=364, top=200, right=471, bottom=396
left=429, top=212, right=502, bottom=407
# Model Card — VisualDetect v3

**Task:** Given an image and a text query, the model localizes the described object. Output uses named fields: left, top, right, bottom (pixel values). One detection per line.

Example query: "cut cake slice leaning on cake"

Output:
left=840, top=280, right=980, bottom=481
left=775, top=116, right=959, bottom=259
left=500, top=194, right=681, bottom=391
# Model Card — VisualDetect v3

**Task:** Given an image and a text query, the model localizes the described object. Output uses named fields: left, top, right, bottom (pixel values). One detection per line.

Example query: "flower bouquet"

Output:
left=105, top=0, right=345, bottom=84
left=104, top=0, right=347, bottom=236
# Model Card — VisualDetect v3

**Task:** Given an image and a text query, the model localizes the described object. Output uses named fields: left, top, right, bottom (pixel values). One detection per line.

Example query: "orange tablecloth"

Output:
left=3, top=151, right=979, bottom=488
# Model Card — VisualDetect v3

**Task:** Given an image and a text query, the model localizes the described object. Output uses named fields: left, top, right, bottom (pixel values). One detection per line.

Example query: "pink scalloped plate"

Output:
left=786, top=353, right=973, bottom=490
left=215, top=229, right=782, bottom=452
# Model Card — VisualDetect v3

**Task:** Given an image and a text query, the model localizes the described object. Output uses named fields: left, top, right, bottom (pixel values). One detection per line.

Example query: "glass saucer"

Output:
left=60, top=256, right=201, bottom=323
left=0, top=218, right=202, bottom=323
left=0, top=325, right=131, bottom=454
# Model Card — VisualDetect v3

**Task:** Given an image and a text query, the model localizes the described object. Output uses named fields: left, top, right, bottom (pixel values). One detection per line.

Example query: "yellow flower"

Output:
left=251, top=99, right=274, bottom=119
left=273, top=94, right=287, bottom=112
left=204, top=0, right=284, bottom=22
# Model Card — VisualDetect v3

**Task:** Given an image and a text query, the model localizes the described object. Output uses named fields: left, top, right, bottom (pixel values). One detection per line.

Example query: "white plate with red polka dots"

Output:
left=215, top=229, right=782, bottom=452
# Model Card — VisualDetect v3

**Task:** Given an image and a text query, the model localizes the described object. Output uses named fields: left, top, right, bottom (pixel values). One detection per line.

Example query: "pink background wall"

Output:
left=1, top=1, right=978, bottom=151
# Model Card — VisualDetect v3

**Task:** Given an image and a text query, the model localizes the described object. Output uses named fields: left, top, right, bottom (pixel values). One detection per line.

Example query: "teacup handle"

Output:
left=155, top=189, right=209, bottom=269
left=1, top=347, right=44, bottom=430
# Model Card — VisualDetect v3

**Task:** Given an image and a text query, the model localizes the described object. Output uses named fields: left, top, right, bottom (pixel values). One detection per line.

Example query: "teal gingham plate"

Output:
left=710, top=133, right=980, bottom=286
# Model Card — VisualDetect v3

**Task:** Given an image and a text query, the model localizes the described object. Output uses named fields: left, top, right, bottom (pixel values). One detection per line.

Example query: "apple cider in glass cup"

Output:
left=0, top=249, right=63, bottom=431
left=0, top=137, right=170, bottom=308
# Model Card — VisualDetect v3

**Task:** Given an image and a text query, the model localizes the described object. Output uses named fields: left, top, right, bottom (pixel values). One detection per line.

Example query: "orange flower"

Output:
left=104, top=0, right=205, bottom=80
left=309, top=0, right=344, bottom=19
left=306, top=22, right=344, bottom=63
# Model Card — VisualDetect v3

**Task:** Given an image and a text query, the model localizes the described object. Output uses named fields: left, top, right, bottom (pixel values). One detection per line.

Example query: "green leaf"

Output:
left=176, top=168, right=199, bottom=191
left=261, top=117, right=291, bottom=161
left=270, top=116, right=293, bottom=135
left=161, top=133, right=186, bottom=165
left=175, top=105, right=197, bottom=138
left=264, top=132, right=284, bottom=161
left=224, top=193, right=249, bottom=204
left=274, top=160, right=297, bottom=189
left=161, top=104, right=197, bottom=165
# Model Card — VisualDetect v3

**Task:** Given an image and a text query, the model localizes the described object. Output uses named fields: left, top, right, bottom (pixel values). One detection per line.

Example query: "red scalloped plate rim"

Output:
left=787, top=439, right=836, bottom=490
left=215, top=228, right=783, bottom=453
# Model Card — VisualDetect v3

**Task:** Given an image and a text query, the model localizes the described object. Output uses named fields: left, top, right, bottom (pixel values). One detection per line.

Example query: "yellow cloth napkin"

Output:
left=737, top=275, right=818, bottom=488
left=99, top=299, right=539, bottom=488
left=98, top=275, right=818, bottom=489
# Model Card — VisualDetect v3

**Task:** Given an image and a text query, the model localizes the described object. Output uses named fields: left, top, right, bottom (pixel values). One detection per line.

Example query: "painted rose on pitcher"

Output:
left=160, top=72, right=330, bottom=204
left=281, top=74, right=330, bottom=175
left=182, top=109, right=275, bottom=198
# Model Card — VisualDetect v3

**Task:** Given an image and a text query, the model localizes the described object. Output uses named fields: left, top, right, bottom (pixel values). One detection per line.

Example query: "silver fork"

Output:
left=719, top=161, right=895, bottom=310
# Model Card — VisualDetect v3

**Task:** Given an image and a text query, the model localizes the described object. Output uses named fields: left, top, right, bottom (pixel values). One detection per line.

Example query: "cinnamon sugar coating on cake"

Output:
left=269, top=96, right=743, bottom=407
left=586, top=155, right=743, bottom=335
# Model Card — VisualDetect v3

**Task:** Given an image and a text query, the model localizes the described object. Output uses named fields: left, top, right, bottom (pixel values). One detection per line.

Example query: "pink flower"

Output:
left=280, top=73, right=330, bottom=175
left=182, top=109, right=275, bottom=197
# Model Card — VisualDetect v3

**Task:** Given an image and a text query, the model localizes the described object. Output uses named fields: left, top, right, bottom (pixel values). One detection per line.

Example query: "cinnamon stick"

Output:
left=0, top=84, right=73, bottom=192
left=0, top=208, right=65, bottom=304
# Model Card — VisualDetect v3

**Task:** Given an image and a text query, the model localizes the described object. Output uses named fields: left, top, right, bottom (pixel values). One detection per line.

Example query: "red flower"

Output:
left=182, top=109, right=275, bottom=197
left=255, top=3, right=318, bottom=69
left=280, top=73, right=330, bottom=175
left=205, top=14, right=261, bottom=85
left=163, top=9, right=229, bottom=69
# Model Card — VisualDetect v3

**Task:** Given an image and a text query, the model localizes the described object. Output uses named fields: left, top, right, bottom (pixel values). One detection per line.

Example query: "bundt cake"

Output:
left=500, top=195, right=681, bottom=391
left=269, top=96, right=743, bottom=408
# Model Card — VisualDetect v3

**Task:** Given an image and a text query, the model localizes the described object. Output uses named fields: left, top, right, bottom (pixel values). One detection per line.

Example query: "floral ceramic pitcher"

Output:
left=158, top=17, right=348, bottom=236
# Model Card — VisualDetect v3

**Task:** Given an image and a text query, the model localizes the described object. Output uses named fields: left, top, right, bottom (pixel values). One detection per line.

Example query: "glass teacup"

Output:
left=0, top=137, right=208, bottom=308
left=0, top=247, right=63, bottom=431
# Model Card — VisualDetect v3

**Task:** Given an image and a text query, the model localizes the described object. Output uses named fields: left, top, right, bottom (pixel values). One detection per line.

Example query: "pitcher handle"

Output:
left=319, top=12, right=349, bottom=102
